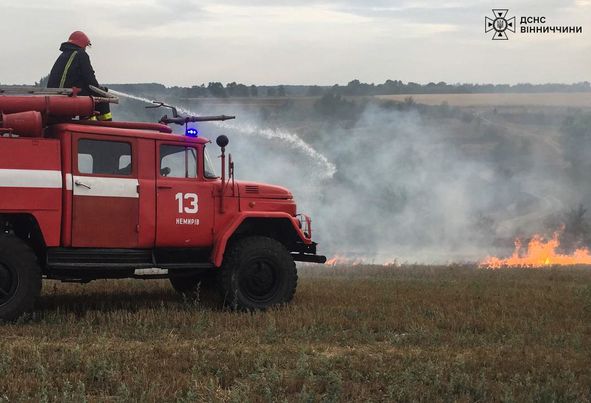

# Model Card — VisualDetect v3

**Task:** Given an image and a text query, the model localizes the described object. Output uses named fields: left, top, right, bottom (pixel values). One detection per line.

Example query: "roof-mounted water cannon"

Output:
left=146, top=101, right=235, bottom=137
left=162, top=114, right=236, bottom=125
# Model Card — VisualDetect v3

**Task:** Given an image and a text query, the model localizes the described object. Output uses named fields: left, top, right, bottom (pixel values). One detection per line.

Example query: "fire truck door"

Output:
left=155, top=143, right=214, bottom=247
left=71, top=135, right=139, bottom=248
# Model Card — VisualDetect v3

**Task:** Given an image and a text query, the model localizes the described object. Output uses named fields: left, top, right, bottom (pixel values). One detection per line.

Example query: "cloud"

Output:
left=0, top=0, right=588, bottom=85
left=205, top=3, right=371, bottom=24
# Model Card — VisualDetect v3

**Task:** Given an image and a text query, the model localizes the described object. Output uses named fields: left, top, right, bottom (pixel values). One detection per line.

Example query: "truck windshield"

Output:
left=204, top=146, right=218, bottom=178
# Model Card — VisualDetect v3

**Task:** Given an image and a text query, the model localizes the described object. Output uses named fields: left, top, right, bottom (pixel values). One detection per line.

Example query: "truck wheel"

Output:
left=0, top=235, right=42, bottom=321
left=220, top=236, right=297, bottom=310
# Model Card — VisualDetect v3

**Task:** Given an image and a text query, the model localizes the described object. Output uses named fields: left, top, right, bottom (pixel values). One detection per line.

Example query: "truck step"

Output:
left=47, top=248, right=154, bottom=269
left=46, top=248, right=216, bottom=270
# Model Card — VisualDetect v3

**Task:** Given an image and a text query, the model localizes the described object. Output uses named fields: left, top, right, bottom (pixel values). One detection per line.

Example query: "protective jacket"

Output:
left=47, top=42, right=112, bottom=120
left=47, top=42, right=100, bottom=95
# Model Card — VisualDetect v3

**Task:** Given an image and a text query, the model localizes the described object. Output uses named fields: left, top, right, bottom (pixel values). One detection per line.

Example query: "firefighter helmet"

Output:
left=67, top=31, right=91, bottom=48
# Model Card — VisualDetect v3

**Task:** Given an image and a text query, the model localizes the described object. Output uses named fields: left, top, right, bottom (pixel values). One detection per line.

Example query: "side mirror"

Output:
left=216, top=135, right=229, bottom=148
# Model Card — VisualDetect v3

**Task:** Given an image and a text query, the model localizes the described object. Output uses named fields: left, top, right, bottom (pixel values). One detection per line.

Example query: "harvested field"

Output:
left=374, top=92, right=591, bottom=108
left=0, top=265, right=590, bottom=401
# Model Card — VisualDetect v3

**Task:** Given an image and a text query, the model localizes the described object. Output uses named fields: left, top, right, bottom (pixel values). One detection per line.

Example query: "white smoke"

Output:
left=111, top=90, right=576, bottom=264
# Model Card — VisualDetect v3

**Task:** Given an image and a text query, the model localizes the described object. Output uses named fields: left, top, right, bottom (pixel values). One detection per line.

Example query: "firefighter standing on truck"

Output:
left=47, top=31, right=112, bottom=121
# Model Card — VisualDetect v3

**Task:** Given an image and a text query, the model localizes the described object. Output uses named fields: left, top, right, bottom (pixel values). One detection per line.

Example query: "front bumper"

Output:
left=292, top=253, right=327, bottom=264
left=291, top=242, right=327, bottom=264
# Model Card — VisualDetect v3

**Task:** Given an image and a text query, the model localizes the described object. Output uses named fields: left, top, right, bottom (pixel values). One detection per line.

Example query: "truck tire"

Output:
left=0, top=235, right=42, bottom=321
left=219, top=236, right=297, bottom=310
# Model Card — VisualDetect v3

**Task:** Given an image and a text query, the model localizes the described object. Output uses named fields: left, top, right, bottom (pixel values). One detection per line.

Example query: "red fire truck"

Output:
left=0, top=87, right=325, bottom=320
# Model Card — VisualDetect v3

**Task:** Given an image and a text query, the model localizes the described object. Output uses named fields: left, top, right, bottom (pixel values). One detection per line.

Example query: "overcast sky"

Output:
left=0, top=0, right=589, bottom=86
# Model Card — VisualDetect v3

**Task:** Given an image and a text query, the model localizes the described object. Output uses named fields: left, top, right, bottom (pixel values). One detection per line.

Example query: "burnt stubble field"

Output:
left=0, top=265, right=590, bottom=402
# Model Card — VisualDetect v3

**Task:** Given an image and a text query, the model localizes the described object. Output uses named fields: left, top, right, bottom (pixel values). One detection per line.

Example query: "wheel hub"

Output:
left=240, top=259, right=280, bottom=303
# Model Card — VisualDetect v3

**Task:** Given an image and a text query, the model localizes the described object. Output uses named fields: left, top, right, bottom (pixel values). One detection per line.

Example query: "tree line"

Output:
left=109, top=80, right=591, bottom=98
left=25, top=76, right=591, bottom=98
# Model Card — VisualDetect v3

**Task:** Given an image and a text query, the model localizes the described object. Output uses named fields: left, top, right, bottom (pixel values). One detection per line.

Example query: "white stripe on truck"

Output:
left=0, top=169, right=138, bottom=198
left=0, top=169, right=62, bottom=189
left=72, top=175, right=139, bottom=198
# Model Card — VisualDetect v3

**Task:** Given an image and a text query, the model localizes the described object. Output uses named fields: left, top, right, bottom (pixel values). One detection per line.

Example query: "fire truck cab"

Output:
left=0, top=88, right=325, bottom=320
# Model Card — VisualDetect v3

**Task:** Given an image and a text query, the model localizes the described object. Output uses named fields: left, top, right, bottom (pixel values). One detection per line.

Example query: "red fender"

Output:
left=211, top=212, right=311, bottom=267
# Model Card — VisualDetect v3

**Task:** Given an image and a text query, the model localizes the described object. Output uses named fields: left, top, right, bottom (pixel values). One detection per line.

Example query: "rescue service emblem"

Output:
left=485, top=9, right=516, bottom=40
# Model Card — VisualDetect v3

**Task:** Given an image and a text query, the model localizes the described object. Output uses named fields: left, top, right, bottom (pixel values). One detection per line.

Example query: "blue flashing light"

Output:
left=186, top=127, right=198, bottom=137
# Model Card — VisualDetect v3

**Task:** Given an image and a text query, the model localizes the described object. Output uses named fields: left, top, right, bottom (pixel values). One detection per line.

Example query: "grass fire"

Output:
left=481, top=231, right=591, bottom=269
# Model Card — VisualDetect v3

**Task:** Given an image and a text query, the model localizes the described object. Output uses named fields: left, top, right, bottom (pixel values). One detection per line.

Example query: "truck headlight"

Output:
left=296, top=214, right=312, bottom=239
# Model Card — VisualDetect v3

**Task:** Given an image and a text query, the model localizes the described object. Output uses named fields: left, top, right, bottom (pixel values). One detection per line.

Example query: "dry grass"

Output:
left=374, top=93, right=591, bottom=108
left=1, top=265, right=590, bottom=402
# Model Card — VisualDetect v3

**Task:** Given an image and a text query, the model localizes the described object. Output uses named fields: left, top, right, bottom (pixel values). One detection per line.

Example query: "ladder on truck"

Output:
left=0, top=86, right=74, bottom=95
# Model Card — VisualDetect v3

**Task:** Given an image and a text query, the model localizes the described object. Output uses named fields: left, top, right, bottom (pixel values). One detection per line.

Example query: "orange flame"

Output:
left=326, top=255, right=364, bottom=266
left=325, top=255, right=400, bottom=267
left=480, top=231, right=591, bottom=269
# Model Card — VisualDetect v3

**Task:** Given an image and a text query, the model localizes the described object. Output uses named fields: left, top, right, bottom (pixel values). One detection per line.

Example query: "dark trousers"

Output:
left=96, top=102, right=112, bottom=120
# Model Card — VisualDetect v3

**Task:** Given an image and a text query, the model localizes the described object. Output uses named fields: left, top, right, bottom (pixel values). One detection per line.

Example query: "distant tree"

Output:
left=249, top=85, right=258, bottom=97
left=188, top=84, right=207, bottom=97
left=406, top=82, right=421, bottom=93
left=346, top=79, right=361, bottom=95
left=226, top=82, right=237, bottom=96
left=379, top=79, right=403, bottom=95
left=267, top=87, right=277, bottom=97
left=577, top=81, right=591, bottom=91
left=277, top=85, right=286, bottom=97
left=226, top=82, right=249, bottom=97
left=330, top=84, right=341, bottom=95
left=307, top=85, right=323, bottom=96
left=36, top=75, right=49, bottom=88
left=343, top=79, right=375, bottom=96
left=234, top=83, right=250, bottom=97
left=313, top=93, right=361, bottom=120
left=207, top=82, right=227, bottom=98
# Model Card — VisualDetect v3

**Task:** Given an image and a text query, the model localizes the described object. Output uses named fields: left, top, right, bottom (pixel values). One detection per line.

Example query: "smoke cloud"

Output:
left=112, top=91, right=587, bottom=263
